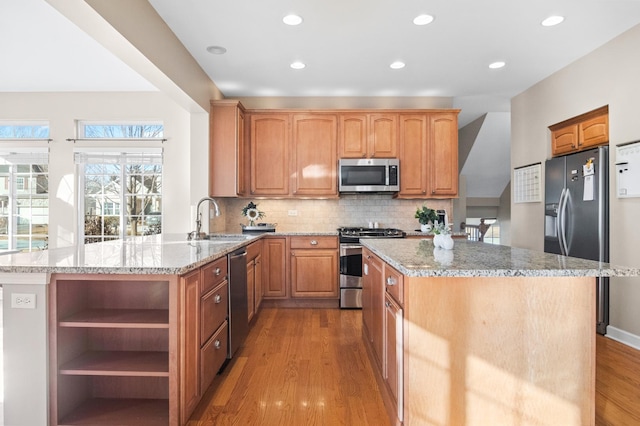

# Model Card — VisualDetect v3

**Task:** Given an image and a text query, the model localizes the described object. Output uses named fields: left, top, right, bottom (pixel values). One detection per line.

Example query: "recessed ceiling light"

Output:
left=290, top=61, right=306, bottom=69
left=541, top=15, right=564, bottom=27
left=489, top=61, right=506, bottom=69
left=283, top=14, right=303, bottom=25
left=390, top=61, right=406, bottom=69
left=413, top=14, right=435, bottom=26
left=206, top=45, right=227, bottom=55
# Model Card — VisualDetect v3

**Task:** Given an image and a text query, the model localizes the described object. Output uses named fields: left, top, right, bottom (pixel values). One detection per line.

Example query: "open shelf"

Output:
left=59, top=351, right=169, bottom=377
left=58, top=398, right=168, bottom=426
left=59, top=309, right=169, bottom=328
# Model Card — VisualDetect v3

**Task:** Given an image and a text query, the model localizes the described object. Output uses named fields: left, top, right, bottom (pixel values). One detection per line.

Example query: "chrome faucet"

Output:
left=188, top=196, right=221, bottom=240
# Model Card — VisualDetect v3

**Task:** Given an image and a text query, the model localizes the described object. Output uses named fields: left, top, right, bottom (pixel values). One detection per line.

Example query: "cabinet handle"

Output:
left=385, top=301, right=391, bottom=308
left=214, top=340, right=222, bottom=350
left=214, top=294, right=222, bottom=304
left=386, top=276, right=397, bottom=286
left=422, top=190, right=426, bottom=194
left=310, top=240, right=318, bottom=245
left=214, top=267, right=221, bottom=276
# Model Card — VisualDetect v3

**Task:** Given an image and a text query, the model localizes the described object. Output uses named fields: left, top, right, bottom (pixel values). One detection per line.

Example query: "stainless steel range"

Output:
left=338, top=226, right=406, bottom=308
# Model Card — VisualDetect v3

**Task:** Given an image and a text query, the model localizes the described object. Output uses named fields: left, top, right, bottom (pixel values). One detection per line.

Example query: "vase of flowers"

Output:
left=241, top=201, right=265, bottom=226
left=432, top=222, right=454, bottom=249
left=415, top=204, right=437, bottom=233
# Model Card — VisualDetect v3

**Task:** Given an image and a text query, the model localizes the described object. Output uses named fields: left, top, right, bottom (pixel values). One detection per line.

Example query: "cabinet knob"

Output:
left=214, top=267, right=221, bottom=276
left=310, top=240, right=318, bottom=245
left=422, top=190, right=426, bottom=194
left=214, top=294, right=222, bottom=304
left=385, top=301, right=391, bottom=308
left=386, top=276, right=397, bottom=286
left=214, top=340, right=222, bottom=350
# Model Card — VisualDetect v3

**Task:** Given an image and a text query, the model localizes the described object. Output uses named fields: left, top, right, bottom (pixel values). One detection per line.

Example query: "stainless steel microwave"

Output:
left=338, top=158, right=400, bottom=192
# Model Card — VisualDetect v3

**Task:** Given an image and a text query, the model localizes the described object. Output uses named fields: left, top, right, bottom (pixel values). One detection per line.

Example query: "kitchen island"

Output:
left=360, top=238, right=639, bottom=426
left=0, top=233, right=261, bottom=426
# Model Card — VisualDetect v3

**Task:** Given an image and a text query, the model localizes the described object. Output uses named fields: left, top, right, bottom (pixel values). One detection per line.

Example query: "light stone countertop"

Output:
left=362, top=238, right=640, bottom=278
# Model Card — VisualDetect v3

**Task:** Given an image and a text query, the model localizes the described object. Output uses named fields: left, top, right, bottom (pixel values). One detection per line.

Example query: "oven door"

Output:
left=339, top=243, right=362, bottom=289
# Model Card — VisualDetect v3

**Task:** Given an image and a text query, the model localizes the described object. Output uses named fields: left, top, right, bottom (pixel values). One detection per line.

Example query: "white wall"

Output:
left=0, top=91, right=209, bottom=247
left=512, top=24, right=640, bottom=337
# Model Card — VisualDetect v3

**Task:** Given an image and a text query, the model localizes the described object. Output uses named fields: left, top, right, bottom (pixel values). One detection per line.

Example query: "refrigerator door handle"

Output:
left=558, top=188, right=569, bottom=255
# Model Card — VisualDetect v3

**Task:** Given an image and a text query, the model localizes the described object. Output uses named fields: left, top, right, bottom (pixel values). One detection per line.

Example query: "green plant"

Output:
left=415, top=205, right=437, bottom=225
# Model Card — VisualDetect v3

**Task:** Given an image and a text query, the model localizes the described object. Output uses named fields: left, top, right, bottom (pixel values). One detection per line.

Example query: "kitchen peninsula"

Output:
left=360, top=238, right=640, bottom=426
left=1, top=235, right=638, bottom=426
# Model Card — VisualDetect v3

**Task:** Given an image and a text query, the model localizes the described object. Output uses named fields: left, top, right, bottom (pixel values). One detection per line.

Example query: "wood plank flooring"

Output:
left=596, top=334, right=640, bottom=425
left=187, top=308, right=390, bottom=426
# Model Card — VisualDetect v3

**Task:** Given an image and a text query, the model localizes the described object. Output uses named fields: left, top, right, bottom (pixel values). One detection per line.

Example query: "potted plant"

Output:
left=241, top=201, right=265, bottom=226
left=432, top=221, right=454, bottom=249
left=415, top=205, right=437, bottom=232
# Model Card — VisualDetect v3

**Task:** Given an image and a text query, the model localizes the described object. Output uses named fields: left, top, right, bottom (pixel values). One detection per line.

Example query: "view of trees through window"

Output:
left=78, top=122, right=163, bottom=244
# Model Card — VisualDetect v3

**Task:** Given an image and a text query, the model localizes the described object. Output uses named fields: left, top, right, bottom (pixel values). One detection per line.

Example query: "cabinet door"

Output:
left=398, top=114, right=428, bottom=197
left=362, top=248, right=375, bottom=341
left=369, top=114, right=398, bottom=158
left=370, top=253, right=385, bottom=370
left=579, top=113, right=608, bottom=149
left=428, top=113, right=459, bottom=197
left=255, top=253, right=263, bottom=311
left=247, top=259, right=255, bottom=322
left=180, top=270, right=200, bottom=424
left=551, top=124, right=579, bottom=156
left=339, top=114, right=368, bottom=158
left=290, top=249, right=339, bottom=298
left=210, top=100, right=246, bottom=197
left=250, top=114, right=290, bottom=195
left=262, top=237, right=288, bottom=298
left=291, top=114, right=338, bottom=196
left=385, top=293, right=403, bottom=422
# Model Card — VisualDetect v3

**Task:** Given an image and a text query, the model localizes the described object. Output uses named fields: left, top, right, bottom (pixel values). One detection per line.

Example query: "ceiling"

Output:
left=3, top=0, right=640, bottom=199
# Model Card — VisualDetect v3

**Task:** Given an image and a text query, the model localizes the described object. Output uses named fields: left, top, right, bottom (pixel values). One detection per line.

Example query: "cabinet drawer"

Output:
left=290, top=236, right=338, bottom=249
left=201, top=257, right=227, bottom=295
left=385, top=264, right=404, bottom=305
left=200, top=321, right=228, bottom=394
left=201, top=281, right=228, bottom=345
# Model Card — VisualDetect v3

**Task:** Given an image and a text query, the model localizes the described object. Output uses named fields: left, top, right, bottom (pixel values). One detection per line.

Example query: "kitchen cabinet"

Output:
left=262, top=236, right=288, bottom=298
left=398, top=114, right=429, bottom=197
left=290, top=236, right=339, bottom=298
left=210, top=100, right=247, bottom=197
left=427, top=112, right=459, bottom=197
left=338, top=114, right=368, bottom=158
left=246, top=240, right=263, bottom=322
left=549, top=105, right=609, bottom=156
left=249, top=113, right=290, bottom=196
left=291, top=114, right=338, bottom=197
left=385, top=293, right=403, bottom=422
left=369, top=113, right=398, bottom=158
left=397, top=111, right=459, bottom=199
left=49, top=255, right=230, bottom=426
left=362, top=248, right=385, bottom=370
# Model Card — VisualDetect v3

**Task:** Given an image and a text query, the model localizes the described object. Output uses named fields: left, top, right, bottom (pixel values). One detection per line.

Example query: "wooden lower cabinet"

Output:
left=362, top=248, right=385, bottom=370
left=262, top=237, right=288, bottom=298
left=290, top=236, right=338, bottom=298
left=50, top=256, right=230, bottom=426
left=384, top=293, right=403, bottom=423
left=246, top=240, right=263, bottom=321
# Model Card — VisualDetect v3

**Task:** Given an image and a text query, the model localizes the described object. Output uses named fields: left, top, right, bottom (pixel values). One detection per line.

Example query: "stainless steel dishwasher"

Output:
left=227, top=248, right=249, bottom=358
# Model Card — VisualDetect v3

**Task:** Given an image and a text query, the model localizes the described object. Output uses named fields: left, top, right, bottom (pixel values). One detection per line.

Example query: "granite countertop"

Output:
left=0, top=233, right=262, bottom=275
left=362, top=238, right=640, bottom=278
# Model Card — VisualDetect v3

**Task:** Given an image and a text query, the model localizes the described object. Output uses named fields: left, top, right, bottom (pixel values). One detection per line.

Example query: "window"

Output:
left=0, top=121, right=50, bottom=139
left=78, top=122, right=163, bottom=139
left=0, top=150, right=49, bottom=252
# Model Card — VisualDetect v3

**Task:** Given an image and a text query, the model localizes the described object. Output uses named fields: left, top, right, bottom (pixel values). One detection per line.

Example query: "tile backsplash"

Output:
left=211, top=195, right=453, bottom=233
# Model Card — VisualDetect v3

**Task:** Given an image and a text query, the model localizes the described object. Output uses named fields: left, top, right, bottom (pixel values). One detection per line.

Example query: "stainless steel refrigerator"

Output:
left=544, top=146, right=609, bottom=334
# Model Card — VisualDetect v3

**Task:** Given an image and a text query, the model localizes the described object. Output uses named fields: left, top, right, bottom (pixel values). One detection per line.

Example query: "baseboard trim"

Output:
left=606, top=325, right=640, bottom=351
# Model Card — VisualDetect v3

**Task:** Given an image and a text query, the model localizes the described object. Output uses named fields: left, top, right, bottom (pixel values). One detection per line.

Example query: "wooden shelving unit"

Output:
left=51, top=276, right=177, bottom=426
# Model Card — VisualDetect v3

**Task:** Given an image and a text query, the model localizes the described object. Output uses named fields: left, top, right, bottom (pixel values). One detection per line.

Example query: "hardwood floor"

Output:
left=188, top=308, right=390, bottom=426
left=596, top=334, right=640, bottom=425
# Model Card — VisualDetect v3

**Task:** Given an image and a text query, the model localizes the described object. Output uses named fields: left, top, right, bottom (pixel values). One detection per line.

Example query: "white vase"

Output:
left=433, top=233, right=444, bottom=248
left=420, top=223, right=431, bottom=233
left=442, top=234, right=454, bottom=250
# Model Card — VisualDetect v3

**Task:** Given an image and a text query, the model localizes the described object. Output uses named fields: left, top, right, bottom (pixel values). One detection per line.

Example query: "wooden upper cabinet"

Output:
left=250, top=114, right=290, bottom=196
left=369, top=114, right=398, bottom=158
left=339, top=114, right=368, bottom=158
left=291, top=114, right=338, bottom=197
left=398, top=114, right=429, bottom=197
left=550, top=105, right=609, bottom=156
left=428, top=113, right=459, bottom=197
left=209, top=100, right=247, bottom=197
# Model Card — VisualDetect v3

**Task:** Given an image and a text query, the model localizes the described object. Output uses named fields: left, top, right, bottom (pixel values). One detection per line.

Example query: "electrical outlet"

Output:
left=11, top=293, right=36, bottom=309
left=288, top=210, right=298, bottom=216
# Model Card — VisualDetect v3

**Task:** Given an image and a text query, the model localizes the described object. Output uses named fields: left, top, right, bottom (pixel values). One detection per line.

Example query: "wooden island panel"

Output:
left=403, top=275, right=595, bottom=425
